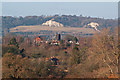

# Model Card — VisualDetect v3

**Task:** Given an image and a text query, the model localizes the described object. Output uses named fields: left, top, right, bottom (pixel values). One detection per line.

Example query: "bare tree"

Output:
left=89, top=27, right=118, bottom=76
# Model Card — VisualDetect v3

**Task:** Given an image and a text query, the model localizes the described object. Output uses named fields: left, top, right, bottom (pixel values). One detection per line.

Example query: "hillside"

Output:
left=10, top=25, right=96, bottom=34
left=2, top=15, right=117, bottom=31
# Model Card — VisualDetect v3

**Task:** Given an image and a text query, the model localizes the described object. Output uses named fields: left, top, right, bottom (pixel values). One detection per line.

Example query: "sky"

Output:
left=1, top=0, right=119, bottom=2
left=2, top=2, right=118, bottom=19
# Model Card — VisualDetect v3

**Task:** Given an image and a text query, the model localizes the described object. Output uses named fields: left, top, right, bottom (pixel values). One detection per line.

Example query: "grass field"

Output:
left=10, top=25, right=97, bottom=34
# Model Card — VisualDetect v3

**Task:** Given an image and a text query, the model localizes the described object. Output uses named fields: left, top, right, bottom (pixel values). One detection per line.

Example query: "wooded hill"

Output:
left=2, top=15, right=117, bottom=30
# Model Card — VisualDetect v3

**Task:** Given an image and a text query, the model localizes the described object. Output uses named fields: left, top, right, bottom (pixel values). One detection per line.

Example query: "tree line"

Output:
left=2, top=15, right=117, bottom=30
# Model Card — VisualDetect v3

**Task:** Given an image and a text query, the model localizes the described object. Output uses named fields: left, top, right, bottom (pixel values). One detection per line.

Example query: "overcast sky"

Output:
left=2, top=2, right=118, bottom=19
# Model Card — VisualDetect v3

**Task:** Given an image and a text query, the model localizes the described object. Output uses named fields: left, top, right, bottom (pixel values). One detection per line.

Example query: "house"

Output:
left=35, top=36, right=42, bottom=42
left=76, top=42, right=79, bottom=45
left=34, top=36, right=45, bottom=46
left=51, top=40, right=60, bottom=45
left=69, top=40, right=73, bottom=43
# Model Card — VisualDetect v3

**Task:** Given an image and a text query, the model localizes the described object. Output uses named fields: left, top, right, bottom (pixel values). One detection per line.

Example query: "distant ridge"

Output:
left=2, top=15, right=117, bottom=31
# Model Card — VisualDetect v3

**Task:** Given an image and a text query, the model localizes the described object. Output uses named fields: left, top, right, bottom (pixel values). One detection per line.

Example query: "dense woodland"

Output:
left=2, top=15, right=117, bottom=31
left=2, top=27, right=119, bottom=78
